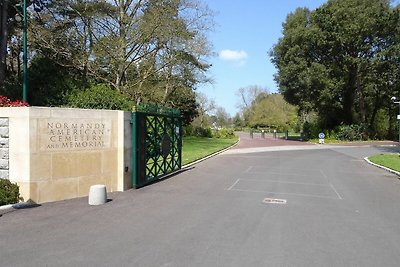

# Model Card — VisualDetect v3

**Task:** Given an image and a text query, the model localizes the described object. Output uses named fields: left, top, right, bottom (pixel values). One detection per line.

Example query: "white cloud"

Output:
left=219, top=49, right=248, bottom=61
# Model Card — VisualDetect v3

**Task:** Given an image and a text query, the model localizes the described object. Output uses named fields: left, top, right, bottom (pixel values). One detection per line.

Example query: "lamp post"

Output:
left=391, top=96, right=400, bottom=147
left=22, top=0, right=27, bottom=102
left=15, top=0, right=27, bottom=102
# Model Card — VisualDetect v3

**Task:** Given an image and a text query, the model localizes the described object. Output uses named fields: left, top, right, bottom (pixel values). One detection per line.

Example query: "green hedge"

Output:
left=183, top=126, right=235, bottom=139
left=213, top=128, right=235, bottom=139
left=334, top=124, right=368, bottom=141
left=65, top=84, right=133, bottom=111
left=0, top=179, right=22, bottom=206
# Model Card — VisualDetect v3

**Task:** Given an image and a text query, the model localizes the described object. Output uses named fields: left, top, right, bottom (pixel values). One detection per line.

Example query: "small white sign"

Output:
left=397, top=115, right=400, bottom=120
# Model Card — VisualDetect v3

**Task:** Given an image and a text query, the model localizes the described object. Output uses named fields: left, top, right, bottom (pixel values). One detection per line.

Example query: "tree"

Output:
left=138, top=0, right=213, bottom=103
left=193, top=91, right=215, bottom=127
left=29, top=0, right=213, bottom=103
left=166, top=85, right=198, bottom=126
left=0, top=0, right=10, bottom=89
left=211, top=106, right=230, bottom=128
left=0, top=0, right=48, bottom=92
left=17, top=0, right=213, bottom=122
left=232, top=112, right=244, bottom=128
left=236, top=85, right=268, bottom=113
left=27, top=56, right=85, bottom=106
left=236, top=85, right=269, bottom=126
left=245, top=93, right=298, bottom=130
left=271, top=0, right=400, bottom=136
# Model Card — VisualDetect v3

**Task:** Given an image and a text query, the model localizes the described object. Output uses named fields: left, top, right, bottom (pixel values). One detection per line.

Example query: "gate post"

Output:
left=178, top=119, right=182, bottom=169
left=131, top=107, right=138, bottom=188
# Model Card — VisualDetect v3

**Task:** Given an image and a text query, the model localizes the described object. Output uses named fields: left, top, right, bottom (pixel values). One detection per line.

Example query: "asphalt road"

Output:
left=1, top=145, right=400, bottom=266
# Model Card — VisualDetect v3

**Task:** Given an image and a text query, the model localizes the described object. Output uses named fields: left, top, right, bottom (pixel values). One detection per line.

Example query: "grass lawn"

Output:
left=182, top=136, right=238, bottom=165
left=368, top=154, right=400, bottom=172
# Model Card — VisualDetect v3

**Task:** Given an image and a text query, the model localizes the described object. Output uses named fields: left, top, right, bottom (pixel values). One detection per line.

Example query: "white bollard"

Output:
left=88, top=184, right=107, bottom=205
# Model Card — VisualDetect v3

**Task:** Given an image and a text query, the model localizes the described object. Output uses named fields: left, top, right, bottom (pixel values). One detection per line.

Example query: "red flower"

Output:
left=9, top=100, right=29, bottom=107
left=0, top=96, right=29, bottom=107
left=0, top=96, right=11, bottom=107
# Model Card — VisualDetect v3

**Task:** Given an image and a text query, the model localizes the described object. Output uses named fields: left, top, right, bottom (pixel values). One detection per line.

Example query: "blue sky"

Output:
left=199, top=0, right=400, bottom=116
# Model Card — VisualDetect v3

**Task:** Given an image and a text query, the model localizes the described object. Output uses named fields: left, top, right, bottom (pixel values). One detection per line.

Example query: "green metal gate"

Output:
left=131, top=104, right=182, bottom=188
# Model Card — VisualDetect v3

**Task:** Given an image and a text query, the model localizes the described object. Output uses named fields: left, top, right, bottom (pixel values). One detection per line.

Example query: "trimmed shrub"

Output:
left=372, top=109, right=389, bottom=140
left=0, top=179, right=22, bottom=206
left=302, top=121, right=320, bottom=140
left=183, top=125, right=194, bottom=137
left=194, top=126, right=212, bottom=138
left=65, top=84, right=133, bottom=111
left=213, top=128, right=235, bottom=139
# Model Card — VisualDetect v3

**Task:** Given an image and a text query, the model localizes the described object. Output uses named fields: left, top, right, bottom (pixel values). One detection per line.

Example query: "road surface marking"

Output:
left=226, top=179, right=240, bottom=191
left=263, top=198, right=287, bottom=204
left=229, top=188, right=341, bottom=200
left=320, top=169, right=344, bottom=200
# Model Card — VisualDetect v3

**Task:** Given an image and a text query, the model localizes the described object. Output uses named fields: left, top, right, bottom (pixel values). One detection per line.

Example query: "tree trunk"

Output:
left=388, top=105, right=395, bottom=140
left=0, top=0, right=9, bottom=90
left=343, top=89, right=355, bottom=124
left=162, top=68, right=172, bottom=104
left=115, top=0, right=127, bottom=93
left=369, top=90, right=381, bottom=132
left=343, top=64, right=357, bottom=124
left=357, top=71, right=366, bottom=123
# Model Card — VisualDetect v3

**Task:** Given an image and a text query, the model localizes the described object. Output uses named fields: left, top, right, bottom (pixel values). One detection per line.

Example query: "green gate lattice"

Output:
left=132, top=104, right=182, bottom=188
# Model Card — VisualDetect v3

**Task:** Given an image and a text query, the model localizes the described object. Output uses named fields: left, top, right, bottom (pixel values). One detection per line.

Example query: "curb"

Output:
left=182, top=139, right=239, bottom=169
left=364, top=157, right=400, bottom=177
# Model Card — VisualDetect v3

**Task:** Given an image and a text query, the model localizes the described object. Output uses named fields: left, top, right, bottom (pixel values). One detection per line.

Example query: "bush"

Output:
left=183, top=125, right=235, bottom=139
left=65, top=84, right=133, bottom=111
left=182, top=125, right=194, bottom=137
left=334, top=124, right=368, bottom=141
left=0, top=179, right=22, bottom=206
left=26, top=57, right=85, bottom=107
left=194, top=126, right=213, bottom=138
left=372, top=109, right=389, bottom=140
left=302, top=121, right=320, bottom=140
left=213, top=128, right=235, bottom=139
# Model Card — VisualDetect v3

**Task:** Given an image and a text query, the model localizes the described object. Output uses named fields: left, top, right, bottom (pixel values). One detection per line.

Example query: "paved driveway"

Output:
left=1, top=140, right=400, bottom=266
left=234, top=131, right=313, bottom=149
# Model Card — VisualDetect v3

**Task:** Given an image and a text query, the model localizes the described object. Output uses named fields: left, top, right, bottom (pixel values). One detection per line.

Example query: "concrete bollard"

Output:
left=88, top=184, right=107, bottom=205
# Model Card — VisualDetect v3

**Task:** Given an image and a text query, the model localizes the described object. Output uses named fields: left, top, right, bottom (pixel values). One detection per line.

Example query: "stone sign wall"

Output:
left=39, top=120, right=112, bottom=151
left=0, top=118, right=9, bottom=179
left=0, top=107, right=132, bottom=204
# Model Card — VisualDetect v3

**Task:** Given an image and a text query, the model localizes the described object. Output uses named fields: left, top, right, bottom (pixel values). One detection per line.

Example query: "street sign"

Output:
left=318, top=133, right=325, bottom=139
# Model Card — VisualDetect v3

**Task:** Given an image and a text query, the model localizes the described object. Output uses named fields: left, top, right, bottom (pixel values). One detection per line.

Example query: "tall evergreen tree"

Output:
left=271, top=0, right=400, bottom=136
